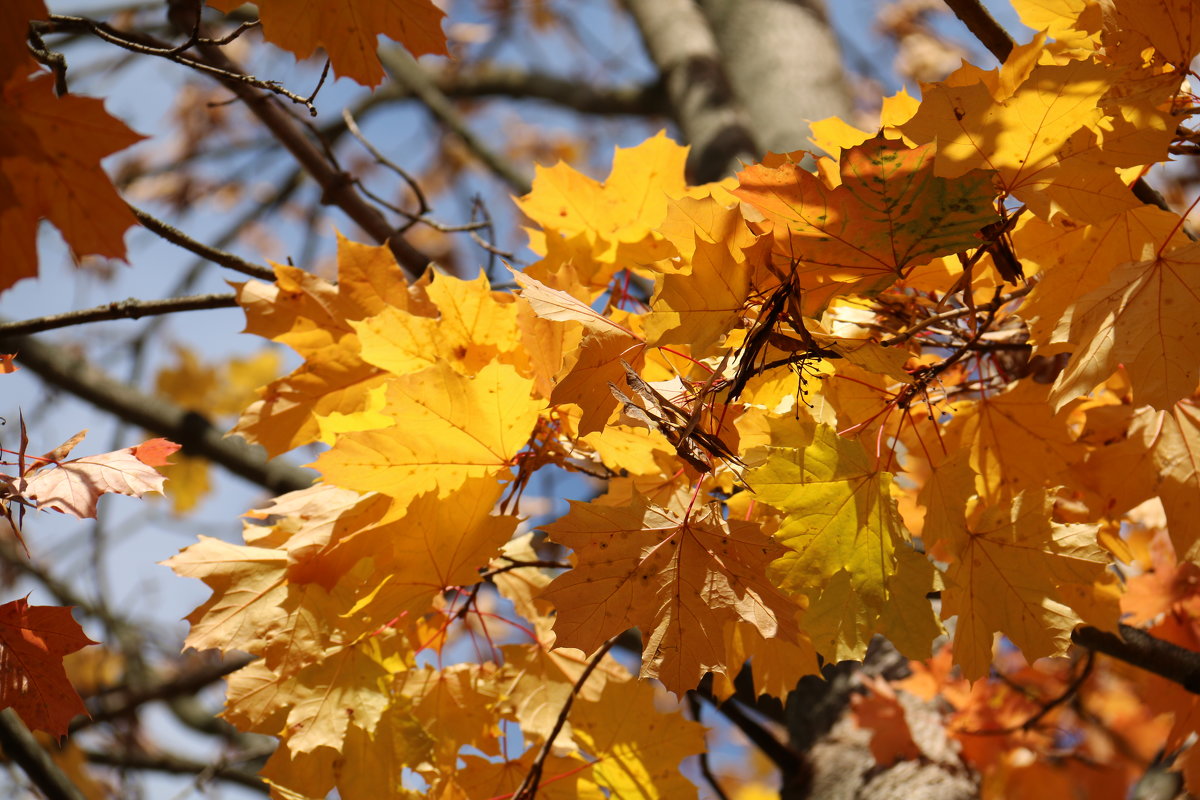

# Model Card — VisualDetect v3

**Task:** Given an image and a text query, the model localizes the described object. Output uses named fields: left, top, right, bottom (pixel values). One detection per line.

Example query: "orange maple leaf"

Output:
left=734, top=135, right=999, bottom=302
left=207, top=0, right=447, bottom=87
left=541, top=493, right=800, bottom=694
left=0, top=598, right=97, bottom=736
left=0, top=73, right=142, bottom=292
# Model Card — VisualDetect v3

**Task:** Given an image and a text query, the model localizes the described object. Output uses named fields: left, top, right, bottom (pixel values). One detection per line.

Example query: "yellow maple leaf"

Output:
left=222, top=632, right=397, bottom=754
left=571, top=679, right=707, bottom=800
left=1017, top=206, right=1184, bottom=348
left=233, top=235, right=421, bottom=456
left=516, top=131, right=688, bottom=266
left=330, top=479, right=519, bottom=630
left=1050, top=238, right=1200, bottom=410
left=940, top=379, right=1081, bottom=503
left=1148, top=398, right=1200, bottom=560
left=900, top=60, right=1109, bottom=206
left=315, top=361, right=542, bottom=507
left=937, top=491, right=1113, bottom=680
left=541, top=493, right=800, bottom=694
left=207, top=0, right=447, bottom=87
left=397, top=664, right=501, bottom=763
left=644, top=237, right=750, bottom=353
left=353, top=272, right=524, bottom=377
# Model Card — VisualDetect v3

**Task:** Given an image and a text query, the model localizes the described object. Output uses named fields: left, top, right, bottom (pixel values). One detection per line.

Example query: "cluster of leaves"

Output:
left=4, top=0, right=1200, bottom=797
left=142, top=2, right=1200, bottom=798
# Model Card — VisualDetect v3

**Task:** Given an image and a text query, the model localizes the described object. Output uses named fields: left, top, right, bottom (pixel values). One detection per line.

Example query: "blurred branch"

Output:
left=0, top=710, right=87, bottom=800
left=0, top=332, right=314, bottom=496
left=82, top=746, right=269, bottom=793
left=426, top=64, right=665, bottom=116
left=128, top=205, right=276, bottom=281
left=378, top=47, right=532, bottom=195
left=0, top=294, right=237, bottom=337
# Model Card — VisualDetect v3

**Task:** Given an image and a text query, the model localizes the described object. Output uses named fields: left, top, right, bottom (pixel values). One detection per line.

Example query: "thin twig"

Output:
left=128, top=204, right=276, bottom=281
left=378, top=47, right=533, bottom=195
left=40, top=15, right=318, bottom=113
left=342, top=108, right=429, bottom=217
left=512, top=637, right=618, bottom=800
left=881, top=284, right=1032, bottom=346
left=0, top=294, right=238, bottom=337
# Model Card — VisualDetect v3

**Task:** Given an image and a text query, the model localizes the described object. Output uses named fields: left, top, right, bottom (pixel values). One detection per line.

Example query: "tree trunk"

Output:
left=698, top=0, right=854, bottom=157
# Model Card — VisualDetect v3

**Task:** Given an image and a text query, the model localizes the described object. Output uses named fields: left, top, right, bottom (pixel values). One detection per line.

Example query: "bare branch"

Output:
left=1073, top=624, right=1200, bottom=694
left=0, top=294, right=237, bottom=337
left=128, top=204, right=276, bottom=281
left=377, top=47, right=532, bottom=195
left=82, top=746, right=268, bottom=793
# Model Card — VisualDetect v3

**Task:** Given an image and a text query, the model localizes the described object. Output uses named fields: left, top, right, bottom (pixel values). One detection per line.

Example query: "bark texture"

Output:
left=624, top=0, right=758, bottom=182
left=698, top=0, right=854, bottom=158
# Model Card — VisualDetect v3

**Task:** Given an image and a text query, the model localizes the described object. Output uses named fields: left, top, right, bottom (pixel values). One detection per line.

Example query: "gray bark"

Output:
left=624, top=0, right=759, bottom=182
left=698, top=0, right=854, bottom=158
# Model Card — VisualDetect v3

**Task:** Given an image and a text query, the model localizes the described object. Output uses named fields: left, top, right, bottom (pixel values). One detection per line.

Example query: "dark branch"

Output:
left=1073, top=624, right=1200, bottom=694
left=0, top=294, right=238, bottom=337
left=82, top=746, right=268, bottom=793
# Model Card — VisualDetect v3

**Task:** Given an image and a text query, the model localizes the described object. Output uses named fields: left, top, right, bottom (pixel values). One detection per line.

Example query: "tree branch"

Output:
left=0, top=332, right=314, bottom=496
left=0, top=709, right=88, bottom=800
left=1073, top=624, right=1200, bottom=694
left=82, top=746, right=268, bottom=793
left=377, top=47, right=532, bottom=195
left=0, top=294, right=237, bottom=337
left=128, top=204, right=276, bottom=281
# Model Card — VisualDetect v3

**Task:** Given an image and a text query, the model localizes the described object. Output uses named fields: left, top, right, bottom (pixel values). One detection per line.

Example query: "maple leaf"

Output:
left=0, top=1, right=46, bottom=80
left=1145, top=399, right=1200, bottom=560
left=644, top=237, right=751, bottom=353
left=0, top=598, right=97, bottom=736
left=571, top=679, right=708, bottom=800
left=899, top=60, right=1109, bottom=199
left=1016, top=205, right=1185, bottom=348
left=222, top=633, right=397, bottom=754
left=733, top=135, right=999, bottom=302
left=746, top=421, right=935, bottom=661
left=0, top=73, right=142, bottom=292
left=22, top=436, right=180, bottom=519
left=207, top=0, right=447, bottom=87
left=939, top=379, right=1080, bottom=503
left=233, top=236, right=424, bottom=456
left=1050, top=238, right=1200, bottom=410
left=315, top=361, right=542, bottom=508
left=937, top=491, right=1113, bottom=680
left=516, top=131, right=688, bottom=267
left=550, top=326, right=646, bottom=435
left=541, top=493, right=800, bottom=693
